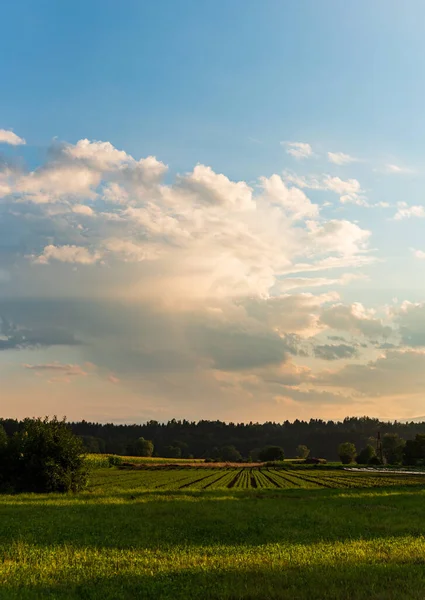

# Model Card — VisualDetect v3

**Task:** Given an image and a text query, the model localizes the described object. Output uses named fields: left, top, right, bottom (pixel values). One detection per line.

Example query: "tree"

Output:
left=356, top=444, right=376, bottom=465
left=0, top=425, right=7, bottom=448
left=220, top=445, right=242, bottom=462
left=338, top=442, right=357, bottom=464
left=0, top=417, right=87, bottom=493
left=162, top=445, right=182, bottom=459
left=259, top=446, right=285, bottom=462
left=404, top=434, right=425, bottom=465
left=382, top=433, right=405, bottom=465
left=132, top=437, right=154, bottom=457
left=296, top=444, right=310, bottom=459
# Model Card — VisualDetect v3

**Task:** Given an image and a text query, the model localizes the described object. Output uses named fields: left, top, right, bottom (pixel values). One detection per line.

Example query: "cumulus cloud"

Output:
left=283, top=172, right=367, bottom=206
left=391, top=301, right=425, bottom=347
left=0, top=129, right=26, bottom=145
left=1, top=131, right=409, bottom=420
left=393, top=203, right=425, bottom=220
left=33, top=245, right=102, bottom=265
left=282, top=141, right=313, bottom=160
left=313, top=343, right=358, bottom=361
left=327, top=152, right=358, bottom=165
left=319, top=348, right=425, bottom=396
left=320, top=303, right=392, bottom=339
left=259, top=174, right=319, bottom=219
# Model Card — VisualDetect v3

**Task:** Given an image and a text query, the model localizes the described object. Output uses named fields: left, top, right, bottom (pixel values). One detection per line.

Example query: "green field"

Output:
left=1, top=467, right=425, bottom=599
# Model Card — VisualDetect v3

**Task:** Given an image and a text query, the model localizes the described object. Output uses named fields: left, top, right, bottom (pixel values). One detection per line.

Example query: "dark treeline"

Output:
left=2, top=416, right=425, bottom=460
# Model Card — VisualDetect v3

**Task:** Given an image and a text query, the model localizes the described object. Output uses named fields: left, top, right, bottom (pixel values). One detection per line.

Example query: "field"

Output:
left=1, top=466, right=425, bottom=599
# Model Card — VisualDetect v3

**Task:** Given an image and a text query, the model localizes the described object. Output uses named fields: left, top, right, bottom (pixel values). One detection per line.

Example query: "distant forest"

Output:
left=2, top=417, right=425, bottom=461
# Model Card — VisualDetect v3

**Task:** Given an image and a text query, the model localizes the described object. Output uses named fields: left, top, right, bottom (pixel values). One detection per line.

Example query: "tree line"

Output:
left=2, top=416, right=425, bottom=461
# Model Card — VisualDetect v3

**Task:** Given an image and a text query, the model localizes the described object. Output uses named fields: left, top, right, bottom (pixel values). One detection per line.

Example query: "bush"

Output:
left=108, top=455, right=123, bottom=467
left=356, top=445, right=376, bottom=465
left=259, top=446, right=285, bottom=462
left=296, top=444, right=310, bottom=459
left=0, top=417, right=88, bottom=493
left=338, top=442, right=357, bottom=464
left=305, top=457, right=327, bottom=464
left=130, top=437, right=154, bottom=457
left=368, top=455, right=383, bottom=466
left=220, top=445, right=243, bottom=462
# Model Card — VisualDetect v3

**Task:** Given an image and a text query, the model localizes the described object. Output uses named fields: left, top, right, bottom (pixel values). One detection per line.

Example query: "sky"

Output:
left=2, top=0, right=425, bottom=423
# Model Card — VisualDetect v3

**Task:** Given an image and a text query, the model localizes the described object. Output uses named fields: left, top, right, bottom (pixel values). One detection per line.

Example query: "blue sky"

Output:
left=2, top=1, right=425, bottom=422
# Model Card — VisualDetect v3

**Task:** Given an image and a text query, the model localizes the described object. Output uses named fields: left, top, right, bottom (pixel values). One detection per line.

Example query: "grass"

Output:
left=1, top=468, right=425, bottom=599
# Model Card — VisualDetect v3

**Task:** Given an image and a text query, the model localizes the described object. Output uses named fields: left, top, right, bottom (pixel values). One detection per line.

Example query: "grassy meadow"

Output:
left=2, top=466, right=425, bottom=599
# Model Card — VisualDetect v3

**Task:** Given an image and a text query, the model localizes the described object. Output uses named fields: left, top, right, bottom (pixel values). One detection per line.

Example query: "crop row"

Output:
left=91, top=466, right=425, bottom=492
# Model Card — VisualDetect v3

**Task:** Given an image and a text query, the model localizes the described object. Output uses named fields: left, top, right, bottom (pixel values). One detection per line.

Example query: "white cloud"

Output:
left=0, top=130, right=395, bottom=420
left=327, top=152, right=358, bottom=165
left=259, top=174, right=319, bottom=219
left=179, top=164, right=254, bottom=210
left=282, top=141, right=313, bottom=160
left=63, top=139, right=131, bottom=169
left=0, top=129, right=26, bottom=146
left=411, top=248, right=425, bottom=259
left=385, top=164, right=414, bottom=174
left=320, top=302, right=391, bottom=338
left=283, top=172, right=367, bottom=206
left=34, top=245, right=102, bottom=265
left=72, top=204, right=94, bottom=216
left=393, top=204, right=425, bottom=220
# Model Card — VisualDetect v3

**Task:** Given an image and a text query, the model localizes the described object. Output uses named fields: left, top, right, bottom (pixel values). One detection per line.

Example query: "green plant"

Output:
left=0, top=416, right=87, bottom=493
left=338, top=442, right=357, bottom=464
left=259, top=446, right=285, bottom=462
left=356, top=445, right=376, bottom=465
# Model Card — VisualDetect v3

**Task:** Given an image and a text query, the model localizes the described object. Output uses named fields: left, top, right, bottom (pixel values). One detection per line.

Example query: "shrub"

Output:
left=305, top=457, right=327, bottom=464
left=130, top=437, right=154, bottom=457
left=259, top=446, right=285, bottom=462
left=356, top=445, right=376, bottom=465
left=0, top=417, right=88, bottom=493
left=296, top=444, right=310, bottom=459
left=220, top=445, right=243, bottom=462
left=368, top=455, right=383, bottom=466
left=338, top=442, right=357, bottom=464
left=108, top=455, right=123, bottom=467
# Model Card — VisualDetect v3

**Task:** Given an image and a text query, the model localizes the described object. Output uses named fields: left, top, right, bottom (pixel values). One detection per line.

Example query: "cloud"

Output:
left=319, top=348, right=425, bottom=396
left=391, top=301, right=425, bottom=347
left=0, top=129, right=26, bottom=146
left=327, top=152, right=358, bottom=165
left=33, top=245, right=102, bottom=265
left=393, top=203, right=425, bottom=220
left=320, top=303, right=392, bottom=338
left=384, top=164, right=414, bottom=174
left=283, top=172, right=367, bottom=206
left=282, top=141, right=313, bottom=160
left=0, top=131, right=400, bottom=420
left=259, top=174, right=319, bottom=219
left=23, top=362, right=88, bottom=376
left=411, top=249, right=425, bottom=259
left=313, top=343, right=358, bottom=361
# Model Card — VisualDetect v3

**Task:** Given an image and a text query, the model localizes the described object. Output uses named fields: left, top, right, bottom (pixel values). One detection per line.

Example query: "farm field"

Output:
left=1, top=467, right=425, bottom=599
left=90, top=465, right=425, bottom=491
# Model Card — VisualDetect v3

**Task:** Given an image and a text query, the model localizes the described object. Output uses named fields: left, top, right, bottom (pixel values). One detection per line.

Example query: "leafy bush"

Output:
left=368, top=455, right=383, bottom=466
left=356, top=445, right=376, bottom=465
left=296, top=444, right=310, bottom=459
left=108, top=455, right=123, bottom=467
left=338, top=442, right=357, bottom=464
left=0, top=417, right=88, bottom=493
left=259, top=446, right=285, bottom=462
left=129, top=437, right=154, bottom=457
left=305, top=457, right=327, bottom=464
